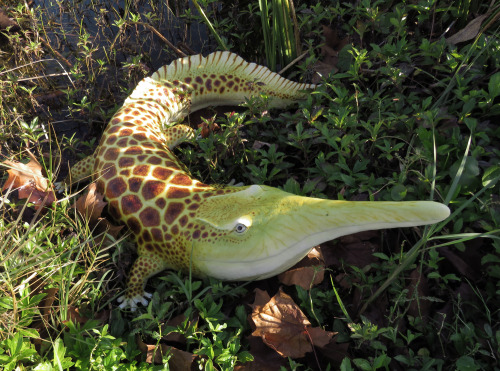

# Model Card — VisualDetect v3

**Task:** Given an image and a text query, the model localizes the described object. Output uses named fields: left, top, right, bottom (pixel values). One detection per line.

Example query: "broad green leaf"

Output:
left=456, top=355, right=480, bottom=371
left=340, top=358, right=354, bottom=371
left=488, top=72, right=500, bottom=98
left=390, top=183, right=407, bottom=201
left=482, top=166, right=500, bottom=188
left=481, top=253, right=500, bottom=265
left=353, top=358, right=372, bottom=371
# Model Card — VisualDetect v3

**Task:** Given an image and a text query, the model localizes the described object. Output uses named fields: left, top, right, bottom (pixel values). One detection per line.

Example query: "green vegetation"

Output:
left=1, top=0, right=499, bottom=369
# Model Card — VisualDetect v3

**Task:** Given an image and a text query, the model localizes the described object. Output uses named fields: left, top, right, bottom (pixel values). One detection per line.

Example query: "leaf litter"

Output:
left=1, top=153, right=56, bottom=211
left=2, top=3, right=497, bottom=368
left=249, top=288, right=338, bottom=359
left=73, top=183, right=124, bottom=247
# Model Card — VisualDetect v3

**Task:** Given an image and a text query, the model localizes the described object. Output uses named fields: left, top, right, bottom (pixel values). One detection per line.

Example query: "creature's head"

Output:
left=190, top=185, right=450, bottom=281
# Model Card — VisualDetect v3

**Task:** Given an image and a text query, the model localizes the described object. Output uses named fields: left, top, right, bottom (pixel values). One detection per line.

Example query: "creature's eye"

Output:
left=234, top=223, right=247, bottom=233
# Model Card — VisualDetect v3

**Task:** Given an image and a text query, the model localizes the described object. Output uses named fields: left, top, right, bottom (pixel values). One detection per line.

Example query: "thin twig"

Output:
left=127, top=21, right=186, bottom=58
left=17, top=72, right=72, bottom=82
left=278, top=51, right=309, bottom=75
left=0, top=59, right=75, bottom=88
left=39, top=35, right=72, bottom=68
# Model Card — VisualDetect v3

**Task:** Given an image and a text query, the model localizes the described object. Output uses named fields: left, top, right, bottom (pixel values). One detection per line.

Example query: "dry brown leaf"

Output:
left=65, top=306, right=88, bottom=326
left=90, top=218, right=124, bottom=248
left=318, top=338, right=350, bottom=366
left=75, top=183, right=107, bottom=225
left=251, top=288, right=312, bottom=358
left=137, top=336, right=196, bottom=368
left=311, top=25, right=350, bottom=83
left=160, top=345, right=196, bottom=370
left=322, top=25, right=340, bottom=48
left=322, top=232, right=379, bottom=269
left=235, top=336, right=286, bottom=371
left=0, top=9, right=20, bottom=32
left=39, top=287, right=58, bottom=319
left=278, top=247, right=325, bottom=290
left=321, top=45, right=339, bottom=67
left=198, top=120, right=220, bottom=138
left=307, top=326, right=335, bottom=348
left=251, top=288, right=271, bottom=312
left=31, top=287, right=58, bottom=351
left=437, top=245, right=480, bottom=281
left=96, top=219, right=124, bottom=240
left=74, top=183, right=124, bottom=247
left=312, top=60, right=338, bottom=84
left=2, top=158, right=56, bottom=210
left=250, top=288, right=337, bottom=359
left=162, top=314, right=189, bottom=344
left=252, top=140, right=271, bottom=150
left=446, top=14, right=488, bottom=44
left=2, top=158, right=48, bottom=191
left=322, top=25, right=350, bottom=52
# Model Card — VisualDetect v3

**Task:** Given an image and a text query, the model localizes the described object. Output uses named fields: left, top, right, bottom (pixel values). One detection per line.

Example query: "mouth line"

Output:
left=196, top=230, right=324, bottom=264
left=195, top=216, right=447, bottom=265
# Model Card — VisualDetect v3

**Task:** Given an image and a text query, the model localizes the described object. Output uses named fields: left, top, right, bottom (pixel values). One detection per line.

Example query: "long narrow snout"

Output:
left=193, top=185, right=450, bottom=281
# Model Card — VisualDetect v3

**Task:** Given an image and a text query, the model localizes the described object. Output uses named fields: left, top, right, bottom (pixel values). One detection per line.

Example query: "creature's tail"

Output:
left=151, top=51, right=317, bottom=110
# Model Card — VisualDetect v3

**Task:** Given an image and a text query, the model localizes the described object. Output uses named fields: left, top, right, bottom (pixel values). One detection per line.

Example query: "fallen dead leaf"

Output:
left=137, top=336, right=196, bottom=368
left=31, top=286, right=58, bottom=352
left=322, top=231, right=380, bottom=269
left=252, top=140, right=271, bottom=150
left=278, top=247, right=325, bottom=290
left=311, top=25, right=350, bottom=83
left=2, top=156, right=56, bottom=210
left=317, top=338, right=350, bottom=366
left=307, top=326, right=334, bottom=348
left=251, top=288, right=311, bottom=358
left=235, top=336, right=286, bottom=371
left=446, top=14, right=488, bottom=45
left=64, top=306, right=88, bottom=326
left=161, top=314, right=191, bottom=344
left=74, top=183, right=124, bottom=247
left=198, top=119, right=220, bottom=138
left=75, top=183, right=107, bottom=225
left=437, top=245, right=481, bottom=281
left=0, top=9, right=20, bottom=32
left=250, top=288, right=337, bottom=359
left=311, top=60, right=338, bottom=84
left=91, top=218, right=124, bottom=248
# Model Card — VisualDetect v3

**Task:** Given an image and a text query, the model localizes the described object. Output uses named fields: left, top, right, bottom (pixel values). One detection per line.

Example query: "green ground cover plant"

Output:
left=0, top=0, right=499, bottom=369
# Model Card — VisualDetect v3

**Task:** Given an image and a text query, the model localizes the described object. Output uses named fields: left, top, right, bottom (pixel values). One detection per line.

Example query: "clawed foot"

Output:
left=117, top=291, right=153, bottom=311
left=227, top=178, right=245, bottom=187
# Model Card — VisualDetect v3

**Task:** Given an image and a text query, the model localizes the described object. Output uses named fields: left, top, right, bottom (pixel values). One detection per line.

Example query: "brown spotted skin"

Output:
left=93, top=102, right=241, bottom=302
left=61, top=51, right=316, bottom=307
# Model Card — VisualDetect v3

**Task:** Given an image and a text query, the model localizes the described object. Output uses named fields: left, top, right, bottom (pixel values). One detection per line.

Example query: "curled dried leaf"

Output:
left=74, top=183, right=107, bottom=225
left=278, top=247, right=325, bottom=290
left=137, top=336, right=196, bottom=368
left=446, top=14, right=488, bottom=45
left=250, top=288, right=337, bottom=359
left=2, top=158, right=56, bottom=210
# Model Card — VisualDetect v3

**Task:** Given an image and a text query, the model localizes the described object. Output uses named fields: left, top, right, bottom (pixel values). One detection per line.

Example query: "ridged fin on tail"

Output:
left=151, top=51, right=316, bottom=109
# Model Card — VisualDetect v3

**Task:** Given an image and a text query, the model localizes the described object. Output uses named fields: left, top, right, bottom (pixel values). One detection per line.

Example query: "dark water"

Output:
left=31, top=0, right=212, bottom=139
left=34, top=0, right=211, bottom=69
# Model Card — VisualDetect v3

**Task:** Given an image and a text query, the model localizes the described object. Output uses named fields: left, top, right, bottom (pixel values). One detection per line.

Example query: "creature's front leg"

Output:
left=117, top=254, right=170, bottom=310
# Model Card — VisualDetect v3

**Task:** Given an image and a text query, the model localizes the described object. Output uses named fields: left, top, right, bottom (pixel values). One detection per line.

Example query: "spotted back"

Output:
left=151, top=51, right=317, bottom=111
left=85, top=51, right=317, bottom=307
